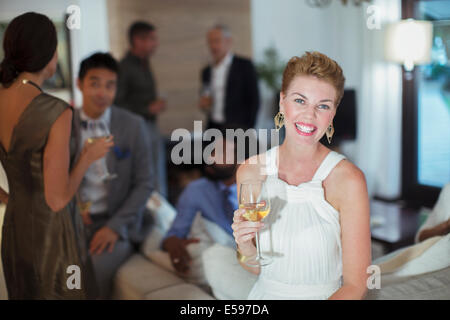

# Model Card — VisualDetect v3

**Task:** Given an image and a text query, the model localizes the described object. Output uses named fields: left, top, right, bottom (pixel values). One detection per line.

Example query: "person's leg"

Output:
left=146, top=120, right=168, bottom=198
left=156, top=131, right=168, bottom=198
left=85, top=214, right=134, bottom=299
left=90, top=239, right=134, bottom=299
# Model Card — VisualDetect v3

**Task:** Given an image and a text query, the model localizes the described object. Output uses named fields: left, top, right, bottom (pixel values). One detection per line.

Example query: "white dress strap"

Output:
left=263, top=145, right=279, bottom=176
left=312, top=151, right=346, bottom=181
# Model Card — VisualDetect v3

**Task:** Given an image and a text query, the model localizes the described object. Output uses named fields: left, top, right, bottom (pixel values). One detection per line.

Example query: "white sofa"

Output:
left=113, top=253, right=214, bottom=300
left=1, top=186, right=448, bottom=300
left=112, top=190, right=450, bottom=300
left=112, top=191, right=243, bottom=300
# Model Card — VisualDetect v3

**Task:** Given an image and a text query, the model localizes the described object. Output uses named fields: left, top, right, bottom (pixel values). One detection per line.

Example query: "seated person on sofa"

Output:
left=75, top=52, right=153, bottom=298
left=162, top=134, right=238, bottom=275
left=416, top=183, right=450, bottom=243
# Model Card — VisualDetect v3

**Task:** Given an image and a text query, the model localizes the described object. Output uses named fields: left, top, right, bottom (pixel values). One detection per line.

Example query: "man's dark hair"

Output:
left=128, top=21, right=155, bottom=45
left=78, top=52, right=119, bottom=80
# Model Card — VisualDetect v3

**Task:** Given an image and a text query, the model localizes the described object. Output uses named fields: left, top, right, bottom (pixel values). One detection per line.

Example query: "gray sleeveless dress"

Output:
left=0, top=93, right=98, bottom=299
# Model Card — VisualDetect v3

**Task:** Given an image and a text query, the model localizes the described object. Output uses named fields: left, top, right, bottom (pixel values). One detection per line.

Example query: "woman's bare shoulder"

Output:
left=237, top=151, right=270, bottom=182
left=325, top=158, right=368, bottom=205
left=332, top=159, right=366, bottom=182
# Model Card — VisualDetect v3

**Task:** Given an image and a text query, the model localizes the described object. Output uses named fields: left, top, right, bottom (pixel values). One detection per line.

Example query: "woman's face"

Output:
left=280, top=75, right=337, bottom=146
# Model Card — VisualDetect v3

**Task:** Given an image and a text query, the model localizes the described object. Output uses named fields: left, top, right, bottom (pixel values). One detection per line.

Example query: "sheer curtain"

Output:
left=356, top=0, right=402, bottom=199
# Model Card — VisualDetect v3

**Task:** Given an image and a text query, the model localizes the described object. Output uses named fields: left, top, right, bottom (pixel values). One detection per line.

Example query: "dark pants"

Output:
left=146, top=120, right=168, bottom=198
left=85, top=214, right=133, bottom=299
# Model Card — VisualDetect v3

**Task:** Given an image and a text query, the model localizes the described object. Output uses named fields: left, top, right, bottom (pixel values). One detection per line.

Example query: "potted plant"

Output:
left=256, top=47, right=285, bottom=119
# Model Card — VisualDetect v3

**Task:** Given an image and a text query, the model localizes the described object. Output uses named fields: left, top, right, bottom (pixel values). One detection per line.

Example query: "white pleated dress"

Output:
left=247, top=146, right=346, bottom=300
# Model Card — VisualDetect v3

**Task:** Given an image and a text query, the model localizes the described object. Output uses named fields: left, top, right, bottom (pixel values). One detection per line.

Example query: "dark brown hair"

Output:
left=0, top=12, right=57, bottom=87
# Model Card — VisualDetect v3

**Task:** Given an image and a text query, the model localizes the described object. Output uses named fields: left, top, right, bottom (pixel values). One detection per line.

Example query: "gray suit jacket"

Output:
left=73, top=105, right=153, bottom=243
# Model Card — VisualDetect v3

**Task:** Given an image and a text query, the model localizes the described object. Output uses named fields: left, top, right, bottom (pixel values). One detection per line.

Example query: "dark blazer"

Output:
left=201, top=55, right=260, bottom=129
left=73, top=106, right=153, bottom=243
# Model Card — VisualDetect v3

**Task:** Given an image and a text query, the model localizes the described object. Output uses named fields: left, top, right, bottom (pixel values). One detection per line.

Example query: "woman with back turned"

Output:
left=232, top=52, right=371, bottom=300
left=0, top=12, right=112, bottom=299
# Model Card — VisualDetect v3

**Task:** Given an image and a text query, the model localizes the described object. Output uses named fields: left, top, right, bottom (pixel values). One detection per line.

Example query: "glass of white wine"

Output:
left=87, top=120, right=117, bottom=181
left=77, top=188, right=92, bottom=214
left=239, top=180, right=272, bottom=267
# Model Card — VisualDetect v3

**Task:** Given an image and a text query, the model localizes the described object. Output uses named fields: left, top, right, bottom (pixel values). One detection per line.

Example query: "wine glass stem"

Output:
left=255, top=230, right=262, bottom=260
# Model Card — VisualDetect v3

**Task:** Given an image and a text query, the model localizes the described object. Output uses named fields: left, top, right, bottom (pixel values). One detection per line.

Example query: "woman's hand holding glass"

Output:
left=81, top=136, right=114, bottom=164
left=235, top=180, right=272, bottom=267
left=77, top=135, right=114, bottom=221
left=232, top=207, right=264, bottom=258
left=84, top=120, right=117, bottom=180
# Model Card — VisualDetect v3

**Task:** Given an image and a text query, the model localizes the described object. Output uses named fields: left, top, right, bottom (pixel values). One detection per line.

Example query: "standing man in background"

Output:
left=199, top=24, right=260, bottom=130
left=115, top=21, right=167, bottom=198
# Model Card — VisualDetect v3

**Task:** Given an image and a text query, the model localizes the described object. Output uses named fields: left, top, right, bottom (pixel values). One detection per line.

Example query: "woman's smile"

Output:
left=294, top=121, right=317, bottom=136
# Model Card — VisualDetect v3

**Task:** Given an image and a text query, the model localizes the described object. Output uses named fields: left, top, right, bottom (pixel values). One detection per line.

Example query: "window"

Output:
left=402, top=0, right=450, bottom=207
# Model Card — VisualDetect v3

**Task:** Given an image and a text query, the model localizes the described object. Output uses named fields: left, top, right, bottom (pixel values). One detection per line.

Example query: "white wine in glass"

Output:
left=239, top=180, right=272, bottom=267
left=87, top=120, right=117, bottom=181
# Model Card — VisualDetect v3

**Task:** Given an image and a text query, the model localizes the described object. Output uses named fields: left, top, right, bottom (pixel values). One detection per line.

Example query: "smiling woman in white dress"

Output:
left=232, top=51, right=371, bottom=300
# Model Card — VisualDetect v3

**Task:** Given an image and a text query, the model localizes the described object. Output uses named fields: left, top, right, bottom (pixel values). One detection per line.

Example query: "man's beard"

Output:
left=203, top=164, right=236, bottom=181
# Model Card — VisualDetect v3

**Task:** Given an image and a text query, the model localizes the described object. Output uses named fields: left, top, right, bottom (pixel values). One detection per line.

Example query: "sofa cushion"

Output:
left=365, top=266, right=450, bottom=300
left=146, top=191, right=176, bottom=237
left=113, top=254, right=184, bottom=300
left=141, top=212, right=230, bottom=288
left=144, top=283, right=214, bottom=300
left=202, top=244, right=258, bottom=300
left=373, top=234, right=450, bottom=280
left=144, top=241, right=211, bottom=288
left=141, top=191, right=235, bottom=292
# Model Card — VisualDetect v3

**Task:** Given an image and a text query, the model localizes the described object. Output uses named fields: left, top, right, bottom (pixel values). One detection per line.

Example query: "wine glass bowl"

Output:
left=241, top=200, right=270, bottom=222
left=239, top=180, right=272, bottom=267
left=87, top=120, right=117, bottom=181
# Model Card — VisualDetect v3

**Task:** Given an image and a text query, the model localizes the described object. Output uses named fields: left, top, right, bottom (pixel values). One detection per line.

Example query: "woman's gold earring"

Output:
left=326, top=123, right=335, bottom=144
left=274, top=112, right=285, bottom=131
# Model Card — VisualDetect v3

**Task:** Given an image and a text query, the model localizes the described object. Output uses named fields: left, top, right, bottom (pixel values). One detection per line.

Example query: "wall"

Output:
left=106, top=0, right=252, bottom=135
left=251, top=0, right=364, bottom=88
left=0, top=0, right=110, bottom=106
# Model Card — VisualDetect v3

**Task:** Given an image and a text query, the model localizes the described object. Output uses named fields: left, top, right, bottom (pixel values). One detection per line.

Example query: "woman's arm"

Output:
left=0, top=187, right=8, bottom=204
left=328, top=163, right=371, bottom=300
left=418, top=219, right=450, bottom=242
left=43, top=108, right=113, bottom=212
left=237, top=237, right=260, bottom=275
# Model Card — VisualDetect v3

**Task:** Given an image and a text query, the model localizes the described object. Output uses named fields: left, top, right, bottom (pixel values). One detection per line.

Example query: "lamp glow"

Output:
left=385, top=19, right=433, bottom=71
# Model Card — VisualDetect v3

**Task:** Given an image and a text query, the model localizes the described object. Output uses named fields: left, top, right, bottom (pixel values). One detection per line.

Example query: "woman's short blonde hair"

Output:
left=281, top=51, right=346, bottom=106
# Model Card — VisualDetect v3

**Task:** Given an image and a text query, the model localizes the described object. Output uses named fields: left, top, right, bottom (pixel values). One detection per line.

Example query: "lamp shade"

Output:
left=385, top=19, right=433, bottom=70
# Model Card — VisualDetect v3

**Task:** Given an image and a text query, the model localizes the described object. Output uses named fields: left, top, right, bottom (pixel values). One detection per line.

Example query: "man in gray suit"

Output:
left=74, top=52, right=153, bottom=299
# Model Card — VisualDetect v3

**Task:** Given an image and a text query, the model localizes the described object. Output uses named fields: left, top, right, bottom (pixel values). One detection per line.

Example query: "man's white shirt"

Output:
left=210, top=52, right=233, bottom=124
left=78, top=107, right=111, bottom=214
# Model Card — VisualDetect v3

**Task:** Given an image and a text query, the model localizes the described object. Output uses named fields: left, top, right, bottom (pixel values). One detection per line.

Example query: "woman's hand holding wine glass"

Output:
left=232, top=180, right=272, bottom=267
left=232, top=207, right=263, bottom=256
left=83, top=120, right=117, bottom=180
left=81, top=135, right=114, bottom=164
